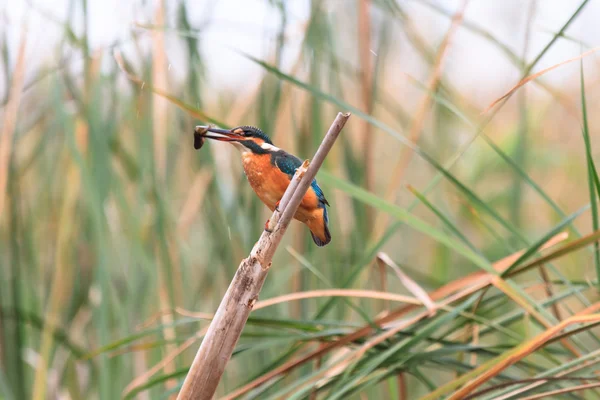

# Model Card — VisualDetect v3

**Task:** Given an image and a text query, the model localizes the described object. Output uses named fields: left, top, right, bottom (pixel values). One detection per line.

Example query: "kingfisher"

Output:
left=195, top=125, right=331, bottom=246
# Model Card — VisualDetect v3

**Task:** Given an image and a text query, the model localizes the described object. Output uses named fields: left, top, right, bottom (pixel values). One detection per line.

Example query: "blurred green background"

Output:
left=3, top=0, right=600, bottom=399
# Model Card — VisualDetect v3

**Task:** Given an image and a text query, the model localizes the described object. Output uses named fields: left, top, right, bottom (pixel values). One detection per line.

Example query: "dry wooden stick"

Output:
left=176, top=112, right=351, bottom=400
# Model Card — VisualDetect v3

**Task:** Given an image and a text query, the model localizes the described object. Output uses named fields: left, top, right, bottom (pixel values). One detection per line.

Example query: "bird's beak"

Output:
left=195, top=126, right=244, bottom=142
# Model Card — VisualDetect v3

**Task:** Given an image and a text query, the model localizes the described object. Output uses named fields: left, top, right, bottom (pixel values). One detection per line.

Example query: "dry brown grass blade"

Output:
left=520, top=382, right=600, bottom=400
left=356, top=309, right=433, bottom=360
left=463, top=374, right=600, bottom=400
left=253, top=289, right=421, bottom=310
left=377, top=252, right=437, bottom=315
left=309, top=343, right=327, bottom=400
left=447, top=309, right=600, bottom=399
left=158, top=289, right=421, bottom=321
left=538, top=265, right=562, bottom=320
left=498, top=233, right=569, bottom=272
left=376, top=255, right=390, bottom=311
left=0, top=25, right=27, bottom=221
left=509, top=229, right=600, bottom=277
left=497, top=349, right=600, bottom=399
left=174, top=308, right=213, bottom=320
left=483, top=46, right=600, bottom=114
left=464, top=283, right=491, bottom=376
left=491, top=276, right=581, bottom=357
left=545, top=302, right=600, bottom=344
left=358, top=0, right=374, bottom=202
left=152, top=0, right=168, bottom=180
left=222, top=232, right=569, bottom=398
left=398, top=373, right=407, bottom=400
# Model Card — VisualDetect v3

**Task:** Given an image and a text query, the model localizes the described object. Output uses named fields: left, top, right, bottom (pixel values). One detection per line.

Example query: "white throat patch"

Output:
left=260, top=142, right=280, bottom=151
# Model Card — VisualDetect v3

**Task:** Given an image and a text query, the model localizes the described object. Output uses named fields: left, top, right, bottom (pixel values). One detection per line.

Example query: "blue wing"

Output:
left=272, top=151, right=330, bottom=206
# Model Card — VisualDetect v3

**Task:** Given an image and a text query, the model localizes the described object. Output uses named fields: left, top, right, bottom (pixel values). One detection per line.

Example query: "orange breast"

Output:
left=242, top=154, right=320, bottom=223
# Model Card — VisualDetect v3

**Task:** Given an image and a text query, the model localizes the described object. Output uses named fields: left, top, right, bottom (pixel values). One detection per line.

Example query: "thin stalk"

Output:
left=358, top=0, right=374, bottom=217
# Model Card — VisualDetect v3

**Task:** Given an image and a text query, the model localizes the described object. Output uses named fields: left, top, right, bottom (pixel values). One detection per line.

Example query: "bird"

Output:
left=196, top=125, right=331, bottom=246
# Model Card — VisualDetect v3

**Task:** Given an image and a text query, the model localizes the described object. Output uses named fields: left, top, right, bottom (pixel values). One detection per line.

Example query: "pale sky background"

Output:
left=1, top=0, right=600, bottom=103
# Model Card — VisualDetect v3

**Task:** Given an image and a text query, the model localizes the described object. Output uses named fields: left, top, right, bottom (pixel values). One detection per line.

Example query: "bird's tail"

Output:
left=309, top=204, right=331, bottom=247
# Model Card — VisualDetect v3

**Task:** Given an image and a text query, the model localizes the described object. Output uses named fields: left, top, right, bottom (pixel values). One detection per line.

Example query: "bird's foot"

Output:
left=264, top=219, right=273, bottom=233
left=265, top=201, right=282, bottom=233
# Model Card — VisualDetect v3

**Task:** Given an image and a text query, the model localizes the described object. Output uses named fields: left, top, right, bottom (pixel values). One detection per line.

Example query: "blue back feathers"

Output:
left=271, top=151, right=330, bottom=207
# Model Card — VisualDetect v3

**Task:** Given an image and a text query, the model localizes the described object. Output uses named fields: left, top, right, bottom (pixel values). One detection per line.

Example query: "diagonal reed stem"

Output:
left=176, top=112, right=351, bottom=400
